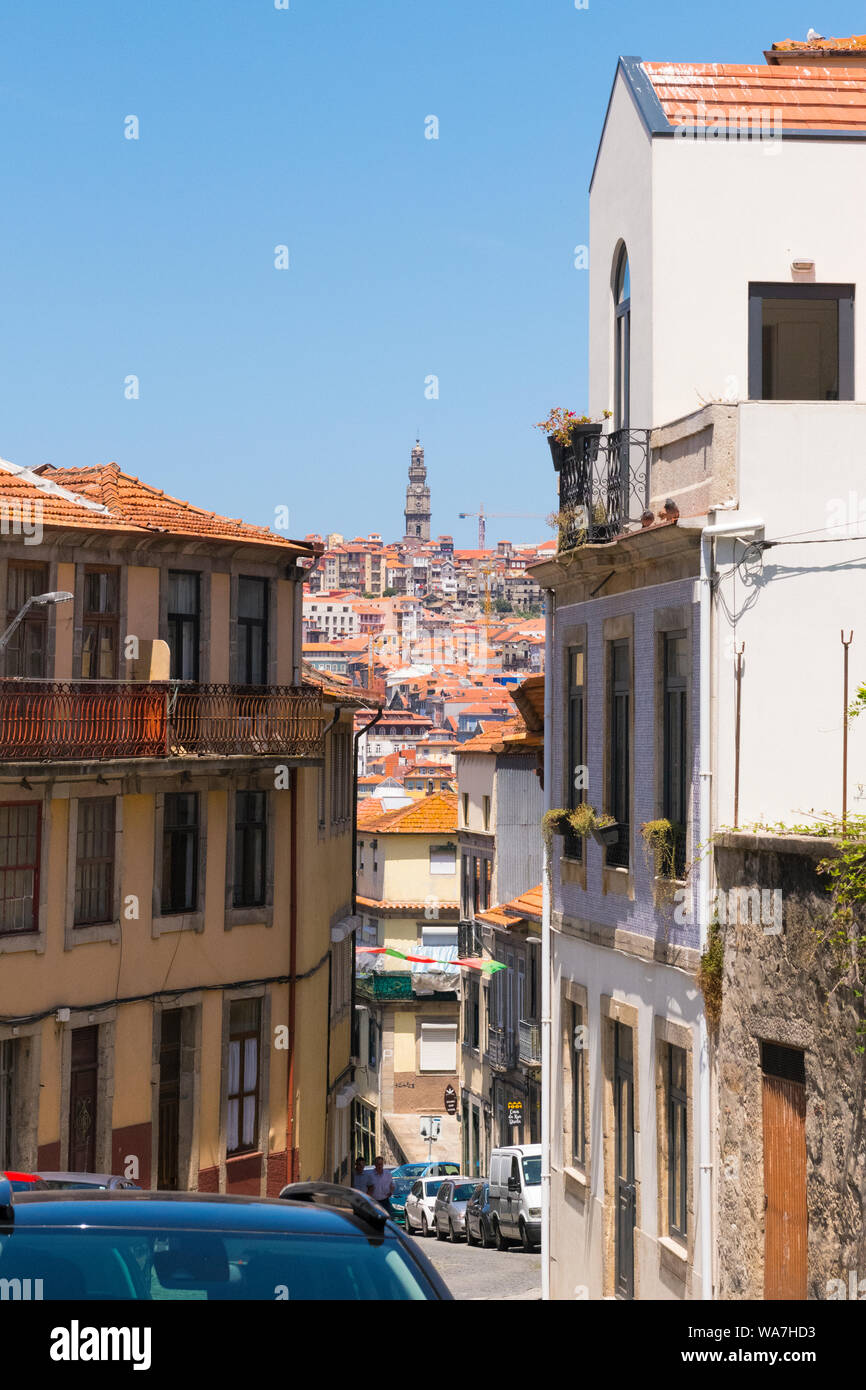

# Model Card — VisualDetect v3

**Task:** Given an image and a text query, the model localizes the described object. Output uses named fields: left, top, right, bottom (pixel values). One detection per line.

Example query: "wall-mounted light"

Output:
left=791, top=258, right=816, bottom=283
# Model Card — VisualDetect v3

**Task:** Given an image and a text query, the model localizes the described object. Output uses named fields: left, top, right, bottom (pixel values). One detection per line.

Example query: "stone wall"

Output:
left=714, top=832, right=866, bottom=1300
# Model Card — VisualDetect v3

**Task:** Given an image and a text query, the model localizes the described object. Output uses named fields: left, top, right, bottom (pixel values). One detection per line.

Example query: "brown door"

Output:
left=69, top=1026, right=99, bottom=1172
left=762, top=1043, right=807, bottom=1300
left=158, top=1011, right=182, bottom=1189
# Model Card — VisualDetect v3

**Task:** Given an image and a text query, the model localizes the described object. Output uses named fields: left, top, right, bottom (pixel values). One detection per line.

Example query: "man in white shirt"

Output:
left=367, top=1155, right=395, bottom=1215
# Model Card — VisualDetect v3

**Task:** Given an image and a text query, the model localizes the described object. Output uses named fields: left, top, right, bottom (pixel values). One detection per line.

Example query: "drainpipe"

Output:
left=288, top=767, right=299, bottom=1182
left=697, top=516, right=763, bottom=1301
left=541, top=586, right=554, bottom=1302
left=349, top=705, right=384, bottom=1162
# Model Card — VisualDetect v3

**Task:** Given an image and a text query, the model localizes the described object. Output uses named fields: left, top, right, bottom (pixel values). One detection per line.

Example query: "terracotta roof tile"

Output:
left=4, top=460, right=318, bottom=552
left=643, top=61, right=866, bottom=131
left=356, top=792, right=458, bottom=834
left=477, top=883, right=543, bottom=929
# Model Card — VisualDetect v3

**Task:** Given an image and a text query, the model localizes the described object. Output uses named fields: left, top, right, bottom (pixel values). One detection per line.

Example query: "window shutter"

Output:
left=420, top=1022, right=457, bottom=1072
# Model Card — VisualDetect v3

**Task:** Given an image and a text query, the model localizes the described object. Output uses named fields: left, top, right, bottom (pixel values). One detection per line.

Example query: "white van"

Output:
left=487, top=1143, right=542, bottom=1250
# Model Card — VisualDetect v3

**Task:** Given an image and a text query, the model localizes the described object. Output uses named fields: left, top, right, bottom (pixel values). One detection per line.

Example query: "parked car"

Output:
left=389, top=1161, right=460, bottom=1226
left=465, top=1181, right=493, bottom=1248
left=487, top=1144, right=542, bottom=1251
left=403, top=1176, right=451, bottom=1237
left=0, top=1171, right=47, bottom=1192
left=36, top=1172, right=142, bottom=1191
left=0, top=1180, right=453, bottom=1300
left=433, top=1179, right=478, bottom=1242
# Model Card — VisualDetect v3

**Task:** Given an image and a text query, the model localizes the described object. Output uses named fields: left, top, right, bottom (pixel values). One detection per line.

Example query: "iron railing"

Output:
left=550, top=426, right=651, bottom=549
left=0, top=681, right=324, bottom=761
left=518, top=1019, right=542, bottom=1068
left=168, top=684, right=324, bottom=757
left=487, top=1024, right=516, bottom=1072
left=458, top=920, right=483, bottom=958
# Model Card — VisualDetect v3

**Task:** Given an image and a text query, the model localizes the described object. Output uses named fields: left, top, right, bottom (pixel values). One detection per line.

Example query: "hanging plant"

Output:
left=541, top=808, right=573, bottom=854
left=696, top=920, right=724, bottom=1029
left=816, top=815, right=866, bottom=1050
left=640, top=818, right=684, bottom=881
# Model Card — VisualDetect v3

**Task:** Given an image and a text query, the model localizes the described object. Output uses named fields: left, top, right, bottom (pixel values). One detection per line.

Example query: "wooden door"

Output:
left=69, top=1026, right=98, bottom=1172
left=762, top=1045, right=807, bottom=1300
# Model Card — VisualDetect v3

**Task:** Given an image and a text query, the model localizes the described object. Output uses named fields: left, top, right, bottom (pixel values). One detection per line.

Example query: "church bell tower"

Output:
left=403, top=440, right=431, bottom=542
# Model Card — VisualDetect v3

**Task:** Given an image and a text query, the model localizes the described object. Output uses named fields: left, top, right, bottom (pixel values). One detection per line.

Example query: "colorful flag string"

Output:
left=356, top=945, right=507, bottom=973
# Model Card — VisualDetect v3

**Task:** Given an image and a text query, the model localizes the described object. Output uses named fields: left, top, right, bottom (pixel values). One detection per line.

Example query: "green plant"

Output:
left=541, top=808, right=572, bottom=854
left=849, top=679, right=866, bottom=722
left=815, top=815, right=866, bottom=1048
left=697, top=920, right=724, bottom=1029
left=534, top=407, right=612, bottom=447
left=640, top=818, right=684, bottom=881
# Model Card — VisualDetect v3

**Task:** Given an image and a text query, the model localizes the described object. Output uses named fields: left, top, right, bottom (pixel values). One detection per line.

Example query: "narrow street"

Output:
left=406, top=1230, right=542, bottom=1301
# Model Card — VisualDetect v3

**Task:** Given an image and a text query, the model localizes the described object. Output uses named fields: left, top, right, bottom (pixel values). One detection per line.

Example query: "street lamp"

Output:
left=0, top=591, right=74, bottom=654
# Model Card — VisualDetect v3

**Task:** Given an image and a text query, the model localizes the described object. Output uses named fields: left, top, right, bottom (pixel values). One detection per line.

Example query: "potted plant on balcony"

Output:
left=534, top=408, right=611, bottom=472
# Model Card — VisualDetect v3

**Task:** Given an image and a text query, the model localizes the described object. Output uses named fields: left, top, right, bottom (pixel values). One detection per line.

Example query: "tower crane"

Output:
left=458, top=504, right=546, bottom=550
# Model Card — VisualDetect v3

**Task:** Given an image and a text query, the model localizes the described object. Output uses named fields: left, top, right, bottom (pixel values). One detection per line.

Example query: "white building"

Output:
left=303, top=592, right=359, bottom=640
left=534, top=43, right=866, bottom=1302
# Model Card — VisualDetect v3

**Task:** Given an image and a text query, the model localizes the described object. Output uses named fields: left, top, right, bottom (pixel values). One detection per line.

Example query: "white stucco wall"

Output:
left=712, top=403, right=866, bottom=829
left=588, top=70, right=653, bottom=426
left=550, top=936, right=705, bottom=1301
left=590, top=72, right=866, bottom=430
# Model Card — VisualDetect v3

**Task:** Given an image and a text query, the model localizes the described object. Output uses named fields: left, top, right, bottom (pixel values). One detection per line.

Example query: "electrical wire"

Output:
left=1, top=950, right=332, bottom=1028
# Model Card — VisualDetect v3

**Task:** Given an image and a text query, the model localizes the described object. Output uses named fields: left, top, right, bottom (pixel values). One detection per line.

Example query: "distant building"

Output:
left=404, top=441, right=431, bottom=542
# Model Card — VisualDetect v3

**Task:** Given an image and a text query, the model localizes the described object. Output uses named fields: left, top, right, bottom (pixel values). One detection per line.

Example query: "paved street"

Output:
left=407, top=1229, right=542, bottom=1301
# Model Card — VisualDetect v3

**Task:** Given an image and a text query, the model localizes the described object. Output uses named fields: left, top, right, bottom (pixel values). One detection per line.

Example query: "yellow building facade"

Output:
left=0, top=461, right=357, bottom=1194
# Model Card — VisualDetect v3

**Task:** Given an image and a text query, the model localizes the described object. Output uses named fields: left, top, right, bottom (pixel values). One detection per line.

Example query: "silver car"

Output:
left=36, top=1171, right=142, bottom=1191
left=433, top=1178, right=477, bottom=1243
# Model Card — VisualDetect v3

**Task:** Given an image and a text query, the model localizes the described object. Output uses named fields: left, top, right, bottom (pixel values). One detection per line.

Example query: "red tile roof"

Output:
left=357, top=792, right=458, bottom=834
left=643, top=61, right=866, bottom=131
left=476, top=884, right=543, bottom=930
left=770, top=34, right=866, bottom=56
left=29, top=462, right=317, bottom=551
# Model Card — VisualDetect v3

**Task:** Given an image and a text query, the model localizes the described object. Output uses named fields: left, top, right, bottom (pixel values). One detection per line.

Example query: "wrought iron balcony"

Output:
left=458, top=920, right=483, bottom=958
left=550, top=425, right=651, bottom=550
left=487, top=1024, right=517, bottom=1072
left=0, top=681, right=324, bottom=762
left=518, top=1019, right=542, bottom=1068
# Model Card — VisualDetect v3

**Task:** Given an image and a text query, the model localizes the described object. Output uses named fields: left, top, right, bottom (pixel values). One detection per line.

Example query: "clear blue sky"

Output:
left=0, top=1, right=858, bottom=549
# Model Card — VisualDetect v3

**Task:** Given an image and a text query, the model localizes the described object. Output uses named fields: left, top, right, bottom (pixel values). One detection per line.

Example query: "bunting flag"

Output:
left=356, top=945, right=507, bottom=974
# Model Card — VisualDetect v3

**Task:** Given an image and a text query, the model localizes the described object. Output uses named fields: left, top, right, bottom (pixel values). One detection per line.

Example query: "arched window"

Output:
left=614, top=246, right=631, bottom=429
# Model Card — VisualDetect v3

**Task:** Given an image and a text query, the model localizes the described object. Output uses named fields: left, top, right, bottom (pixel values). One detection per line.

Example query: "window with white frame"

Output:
left=429, top=843, right=456, bottom=875
left=421, top=923, right=458, bottom=949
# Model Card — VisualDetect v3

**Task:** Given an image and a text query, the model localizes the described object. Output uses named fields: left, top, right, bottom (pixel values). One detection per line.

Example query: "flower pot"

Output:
left=548, top=421, right=602, bottom=473
left=591, top=821, right=621, bottom=848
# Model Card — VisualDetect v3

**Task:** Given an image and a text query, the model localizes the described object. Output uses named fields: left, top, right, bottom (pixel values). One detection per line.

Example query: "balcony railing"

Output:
left=518, top=1019, right=542, bottom=1068
left=550, top=426, right=651, bottom=549
left=458, top=920, right=483, bottom=958
left=487, top=1024, right=517, bottom=1072
left=0, top=681, right=324, bottom=762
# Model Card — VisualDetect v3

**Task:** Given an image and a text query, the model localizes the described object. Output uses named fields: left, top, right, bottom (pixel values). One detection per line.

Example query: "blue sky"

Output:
left=0, top=1, right=860, bottom=549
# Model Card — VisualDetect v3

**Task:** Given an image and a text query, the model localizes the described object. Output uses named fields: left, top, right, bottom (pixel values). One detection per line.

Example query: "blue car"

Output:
left=389, top=1161, right=461, bottom=1226
left=0, top=1179, right=453, bottom=1300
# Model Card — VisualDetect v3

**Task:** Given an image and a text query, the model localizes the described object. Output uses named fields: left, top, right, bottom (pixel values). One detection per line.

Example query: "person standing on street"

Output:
left=367, top=1155, right=395, bottom=1216
left=351, top=1155, right=370, bottom=1193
